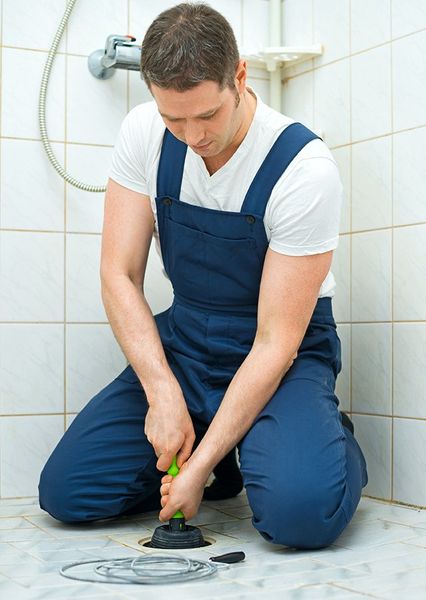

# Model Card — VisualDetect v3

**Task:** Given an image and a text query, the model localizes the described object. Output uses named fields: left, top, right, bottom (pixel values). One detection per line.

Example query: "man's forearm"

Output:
left=187, top=340, right=299, bottom=480
left=101, top=274, right=174, bottom=400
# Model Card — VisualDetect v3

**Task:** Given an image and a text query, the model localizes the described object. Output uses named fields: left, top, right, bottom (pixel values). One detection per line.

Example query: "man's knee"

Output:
left=248, top=481, right=348, bottom=549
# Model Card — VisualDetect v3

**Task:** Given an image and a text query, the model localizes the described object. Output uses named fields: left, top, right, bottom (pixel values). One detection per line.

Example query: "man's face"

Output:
left=151, top=80, right=242, bottom=158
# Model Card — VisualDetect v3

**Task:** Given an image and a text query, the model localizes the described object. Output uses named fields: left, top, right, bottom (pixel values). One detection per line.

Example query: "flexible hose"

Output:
left=60, top=554, right=226, bottom=584
left=39, top=0, right=107, bottom=193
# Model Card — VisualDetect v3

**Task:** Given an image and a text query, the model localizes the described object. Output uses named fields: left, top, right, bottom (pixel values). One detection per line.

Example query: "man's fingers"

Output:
left=156, top=452, right=174, bottom=472
left=176, top=438, right=194, bottom=468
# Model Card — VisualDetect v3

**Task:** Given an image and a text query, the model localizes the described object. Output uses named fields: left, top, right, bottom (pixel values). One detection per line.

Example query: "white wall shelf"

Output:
left=242, top=44, right=323, bottom=72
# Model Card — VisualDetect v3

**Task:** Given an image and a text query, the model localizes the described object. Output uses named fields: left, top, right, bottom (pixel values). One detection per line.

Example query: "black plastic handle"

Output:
left=209, top=551, right=246, bottom=564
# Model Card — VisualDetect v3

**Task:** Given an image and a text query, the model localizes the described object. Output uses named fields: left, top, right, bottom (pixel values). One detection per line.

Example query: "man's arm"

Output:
left=187, top=247, right=334, bottom=479
left=100, top=178, right=196, bottom=470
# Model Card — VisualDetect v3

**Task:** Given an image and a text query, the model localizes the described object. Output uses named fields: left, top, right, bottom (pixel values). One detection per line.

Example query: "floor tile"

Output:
left=0, top=496, right=424, bottom=597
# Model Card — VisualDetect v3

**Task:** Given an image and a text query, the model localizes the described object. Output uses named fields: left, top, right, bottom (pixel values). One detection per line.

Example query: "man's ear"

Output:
left=234, top=59, right=248, bottom=93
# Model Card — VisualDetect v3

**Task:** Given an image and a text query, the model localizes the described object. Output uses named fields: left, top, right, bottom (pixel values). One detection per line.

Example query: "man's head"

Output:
left=140, top=3, right=253, bottom=158
left=140, top=2, right=239, bottom=92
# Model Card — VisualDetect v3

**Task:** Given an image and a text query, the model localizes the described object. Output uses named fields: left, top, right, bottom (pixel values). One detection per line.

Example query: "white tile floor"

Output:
left=1, top=493, right=426, bottom=599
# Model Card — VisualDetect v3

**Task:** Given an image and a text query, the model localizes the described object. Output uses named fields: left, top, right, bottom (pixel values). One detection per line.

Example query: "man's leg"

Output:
left=237, top=369, right=368, bottom=550
left=39, top=365, right=164, bottom=523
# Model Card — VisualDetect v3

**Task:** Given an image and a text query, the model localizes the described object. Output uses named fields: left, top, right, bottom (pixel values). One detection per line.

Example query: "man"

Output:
left=39, top=3, right=368, bottom=549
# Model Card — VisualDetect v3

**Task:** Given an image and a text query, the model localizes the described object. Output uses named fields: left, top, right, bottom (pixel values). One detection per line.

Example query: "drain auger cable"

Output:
left=60, top=551, right=245, bottom=585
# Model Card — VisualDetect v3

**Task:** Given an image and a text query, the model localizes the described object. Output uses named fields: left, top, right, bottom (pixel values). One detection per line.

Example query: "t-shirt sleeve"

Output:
left=266, top=156, right=343, bottom=256
left=109, top=109, right=148, bottom=195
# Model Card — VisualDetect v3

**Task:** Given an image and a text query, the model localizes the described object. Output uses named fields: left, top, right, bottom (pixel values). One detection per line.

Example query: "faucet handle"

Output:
left=105, top=34, right=137, bottom=58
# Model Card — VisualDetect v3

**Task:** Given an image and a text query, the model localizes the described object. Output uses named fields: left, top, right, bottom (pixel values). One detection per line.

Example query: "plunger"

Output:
left=148, top=456, right=207, bottom=549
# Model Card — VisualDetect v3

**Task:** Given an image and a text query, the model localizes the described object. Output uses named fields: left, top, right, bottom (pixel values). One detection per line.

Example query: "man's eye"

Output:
left=201, top=114, right=215, bottom=120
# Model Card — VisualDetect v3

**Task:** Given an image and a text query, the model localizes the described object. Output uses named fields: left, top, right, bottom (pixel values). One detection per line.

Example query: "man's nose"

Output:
left=184, top=121, right=205, bottom=147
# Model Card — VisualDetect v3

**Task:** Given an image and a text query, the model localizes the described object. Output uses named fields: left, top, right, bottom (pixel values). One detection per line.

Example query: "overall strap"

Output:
left=241, top=122, right=320, bottom=217
left=156, top=129, right=188, bottom=199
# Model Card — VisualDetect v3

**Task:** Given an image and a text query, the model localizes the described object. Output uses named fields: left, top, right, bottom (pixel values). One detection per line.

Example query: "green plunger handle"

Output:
left=167, top=456, right=184, bottom=519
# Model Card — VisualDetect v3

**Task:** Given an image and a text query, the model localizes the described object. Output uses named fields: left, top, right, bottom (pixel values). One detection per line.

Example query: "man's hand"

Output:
left=145, top=388, right=196, bottom=471
left=158, top=461, right=209, bottom=522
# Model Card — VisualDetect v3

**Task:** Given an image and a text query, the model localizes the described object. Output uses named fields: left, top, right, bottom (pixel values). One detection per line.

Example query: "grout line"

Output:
left=64, top=7, right=69, bottom=432
left=390, top=0, right=395, bottom=504
left=349, top=0, right=353, bottom=415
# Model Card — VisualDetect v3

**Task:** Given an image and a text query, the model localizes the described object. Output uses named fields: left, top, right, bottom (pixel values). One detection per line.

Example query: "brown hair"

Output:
left=140, top=3, right=240, bottom=92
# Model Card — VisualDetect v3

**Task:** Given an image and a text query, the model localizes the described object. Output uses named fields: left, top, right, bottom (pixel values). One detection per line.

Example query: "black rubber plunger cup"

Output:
left=148, top=456, right=207, bottom=549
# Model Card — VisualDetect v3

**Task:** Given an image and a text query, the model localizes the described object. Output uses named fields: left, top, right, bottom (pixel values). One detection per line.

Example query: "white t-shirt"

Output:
left=109, top=89, right=343, bottom=298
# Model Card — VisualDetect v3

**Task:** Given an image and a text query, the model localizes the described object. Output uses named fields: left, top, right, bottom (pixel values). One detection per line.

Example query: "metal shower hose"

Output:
left=39, top=0, right=107, bottom=193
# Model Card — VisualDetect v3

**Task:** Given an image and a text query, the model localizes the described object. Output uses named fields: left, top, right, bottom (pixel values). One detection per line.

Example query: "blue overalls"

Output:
left=39, top=123, right=368, bottom=549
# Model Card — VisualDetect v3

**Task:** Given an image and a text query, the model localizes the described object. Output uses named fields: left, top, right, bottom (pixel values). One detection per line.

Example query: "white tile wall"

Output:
left=393, top=324, right=426, bottom=419
left=392, top=30, right=426, bottom=132
left=352, top=414, right=392, bottom=500
left=2, top=0, right=67, bottom=52
left=1, top=0, right=425, bottom=509
left=351, top=45, right=392, bottom=142
left=0, top=416, right=64, bottom=497
left=282, top=0, right=426, bottom=508
left=1, top=48, right=66, bottom=140
left=393, top=127, right=426, bottom=226
left=313, top=59, right=350, bottom=147
left=65, top=324, right=126, bottom=413
left=394, top=418, right=426, bottom=506
left=351, top=230, right=392, bottom=322
left=350, top=0, right=391, bottom=54
left=352, top=136, right=392, bottom=231
left=0, top=324, right=64, bottom=415
left=393, top=225, right=426, bottom=321
left=331, top=146, right=351, bottom=234
left=65, top=233, right=105, bottom=322
left=352, top=323, right=392, bottom=415
left=0, top=139, right=65, bottom=230
left=0, top=231, right=64, bottom=322
left=313, top=0, right=350, bottom=66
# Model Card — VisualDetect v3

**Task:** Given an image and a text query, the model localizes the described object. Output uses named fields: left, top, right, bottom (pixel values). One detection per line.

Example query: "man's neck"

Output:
left=203, top=88, right=257, bottom=176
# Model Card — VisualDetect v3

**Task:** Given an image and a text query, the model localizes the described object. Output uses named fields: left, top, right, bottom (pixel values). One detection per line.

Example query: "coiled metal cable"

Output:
left=60, top=554, right=227, bottom=584
left=39, top=0, right=107, bottom=193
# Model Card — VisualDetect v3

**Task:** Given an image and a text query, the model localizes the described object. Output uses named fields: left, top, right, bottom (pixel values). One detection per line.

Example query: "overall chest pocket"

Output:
left=164, top=218, right=263, bottom=305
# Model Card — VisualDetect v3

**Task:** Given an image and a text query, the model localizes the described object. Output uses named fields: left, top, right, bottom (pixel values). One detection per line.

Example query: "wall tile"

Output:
left=66, top=0, right=127, bottom=56
left=394, top=324, right=426, bottom=419
left=66, top=55, right=127, bottom=146
left=352, top=324, right=392, bottom=415
left=242, top=0, right=270, bottom=54
left=0, top=231, right=64, bottom=322
left=0, top=324, right=64, bottom=415
left=394, top=418, right=426, bottom=506
left=351, top=0, right=391, bottom=54
left=331, top=146, right=351, bottom=234
left=66, top=234, right=105, bottom=323
left=352, top=230, right=392, bottom=322
left=1, top=48, right=65, bottom=140
left=129, top=75, right=152, bottom=112
left=351, top=45, right=391, bottom=142
left=2, top=0, right=66, bottom=52
left=392, top=0, right=426, bottom=39
left=352, top=414, right=392, bottom=500
left=352, top=136, right=392, bottom=231
left=144, top=241, right=174, bottom=316
left=66, top=324, right=126, bottom=413
left=392, top=31, right=426, bottom=132
left=248, top=78, right=270, bottom=106
left=331, top=234, right=350, bottom=323
left=314, top=60, right=350, bottom=147
left=282, top=0, right=312, bottom=47
left=393, top=225, right=426, bottom=321
left=393, top=127, right=426, bottom=226
left=282, top=71, right=314, bottom=130
left=0, top=416, right=64, bottom=497
left=66, top=144, right=111, bottom=233
left=335, top=323, right=350, bottom=412
left=313, top=0, right=350, bottom=66
left=0, top=140, right=64, bottom=231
